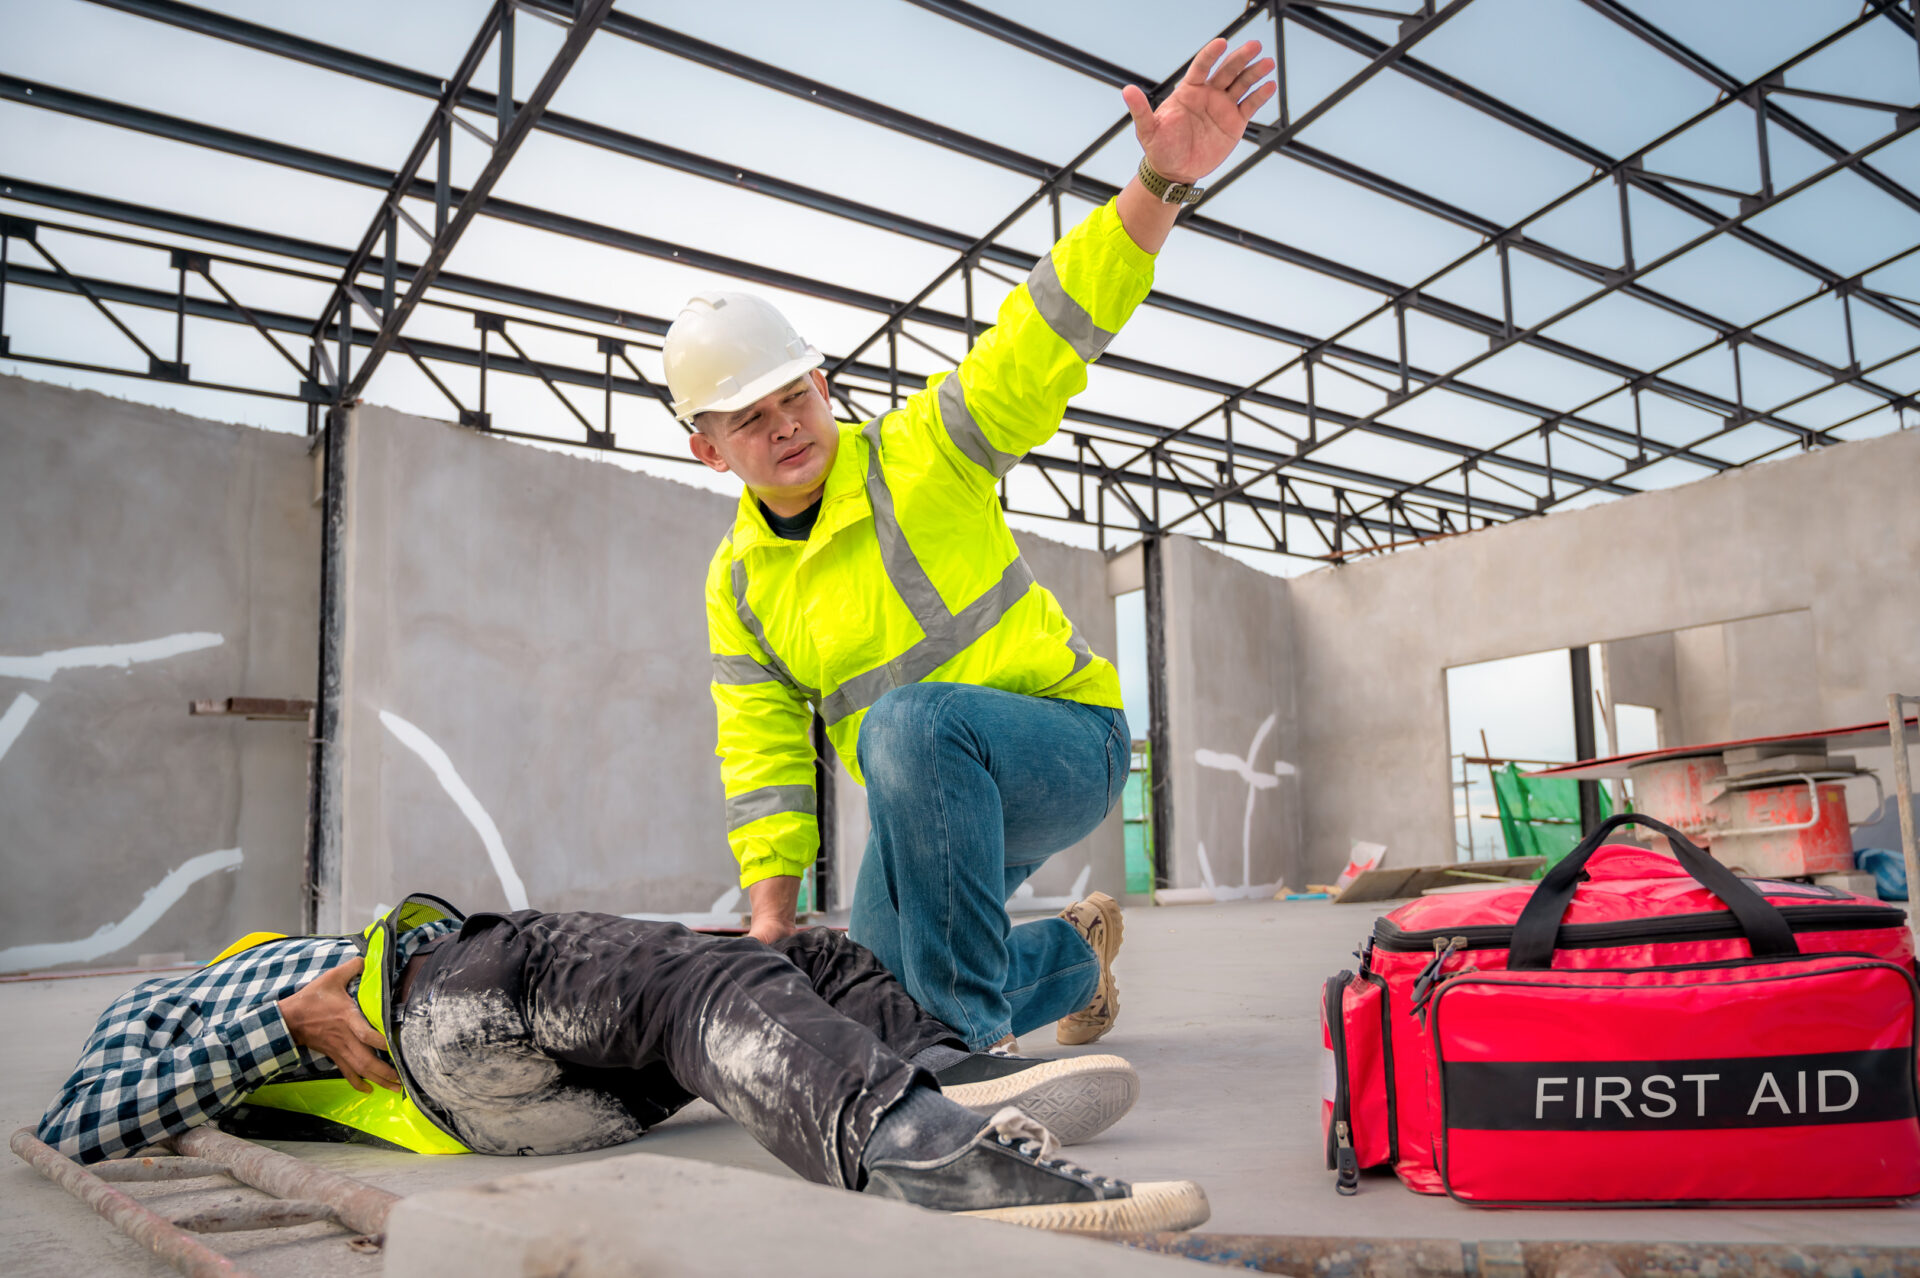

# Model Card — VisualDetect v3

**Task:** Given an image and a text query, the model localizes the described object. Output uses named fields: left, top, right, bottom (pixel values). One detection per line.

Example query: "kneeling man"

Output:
left=36, top=898, right=1202, bottom=1232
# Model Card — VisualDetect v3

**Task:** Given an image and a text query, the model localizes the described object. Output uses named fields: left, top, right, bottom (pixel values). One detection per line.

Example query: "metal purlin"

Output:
left=0, top=0, right=1913, bottom=560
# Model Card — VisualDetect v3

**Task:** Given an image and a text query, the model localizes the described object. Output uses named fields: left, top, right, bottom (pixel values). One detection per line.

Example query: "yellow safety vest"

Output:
left=213, top=895, right=469, bottom=1155
left=706, top=197, right=1154, bottom=888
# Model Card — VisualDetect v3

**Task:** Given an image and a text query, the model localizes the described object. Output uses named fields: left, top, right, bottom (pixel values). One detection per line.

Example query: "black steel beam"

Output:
left=3, top=167, right=1703, bottom=488
left=323, top=0, right=616, bottom=400
left=524, top=0, right=1830, bottom=428
left=900, top=0, right=1144, bottom=87
left=39, top=6, right=1839, bottom=455
left=3, top=256, right=1444, bottom=543
left=10, top=1, right=1905, bottom=559
left=0, top=87, right=1643, bottom=497
left=1580, top=0, right=1920, bottom=221
left=1126, top=5, right=1902, bottom=525
left=826, top=0, right=1894, bottom=419
left=1169, top=74, right=1918, bottom=536
left=1287, top=2, right=1920, bottom=348
left=0, top=204, right=1533, bottom=520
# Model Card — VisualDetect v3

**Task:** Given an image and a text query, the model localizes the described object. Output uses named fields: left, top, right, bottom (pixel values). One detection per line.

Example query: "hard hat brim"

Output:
left=673, top=348, right=825, bottom=423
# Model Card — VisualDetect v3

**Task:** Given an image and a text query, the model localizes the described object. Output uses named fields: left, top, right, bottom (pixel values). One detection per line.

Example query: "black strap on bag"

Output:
left=1507, top=812, right=1799, bottom=970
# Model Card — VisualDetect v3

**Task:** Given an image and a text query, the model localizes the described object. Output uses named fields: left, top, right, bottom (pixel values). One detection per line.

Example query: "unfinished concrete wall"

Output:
left=1290, top=427, right=1920, bottom=883
left=332, top=407, right=739, bottom=925
left=0, top=375, right=315, bottom=970
left=1005, top=531, right=1127, bottom=906
left=1602, top=631, right=1679, bottom=745
left=1160, top=536, right=1303, bottom=898
left=829, top=529, right=1127, bottom=912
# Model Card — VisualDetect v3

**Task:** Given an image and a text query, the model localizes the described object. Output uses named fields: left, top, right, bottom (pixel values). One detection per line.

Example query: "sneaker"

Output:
left=865, top=1107, right=1209, bottom=1232
left=1056, top=892, right=1123, bottom=1046
left=935, top=1052, right=1138, bottom=1146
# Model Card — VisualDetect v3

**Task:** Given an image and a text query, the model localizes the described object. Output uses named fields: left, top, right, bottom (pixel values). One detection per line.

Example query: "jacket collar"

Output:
left=727, top=421, right=871, bottom=559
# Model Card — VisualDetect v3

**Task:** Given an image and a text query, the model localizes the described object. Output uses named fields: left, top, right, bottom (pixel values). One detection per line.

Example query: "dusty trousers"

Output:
left=394, top=912, right=964, bottom=1188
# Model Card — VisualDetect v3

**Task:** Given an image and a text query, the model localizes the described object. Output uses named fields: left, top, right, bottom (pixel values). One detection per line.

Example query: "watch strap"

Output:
left=1137, top=156, right=1204, bottom=206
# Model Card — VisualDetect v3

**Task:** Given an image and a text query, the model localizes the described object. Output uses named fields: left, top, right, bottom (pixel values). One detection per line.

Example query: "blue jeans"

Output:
left=848, top=683, right=1130, bottom=1049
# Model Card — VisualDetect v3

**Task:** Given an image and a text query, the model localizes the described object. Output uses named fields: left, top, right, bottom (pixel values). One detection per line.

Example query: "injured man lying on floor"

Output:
left=35, top=896, right=1206, bottom=1232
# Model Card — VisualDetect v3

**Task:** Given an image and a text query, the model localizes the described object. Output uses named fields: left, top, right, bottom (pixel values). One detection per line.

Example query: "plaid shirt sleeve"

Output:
left=35, top=921, right=455, bottom=1165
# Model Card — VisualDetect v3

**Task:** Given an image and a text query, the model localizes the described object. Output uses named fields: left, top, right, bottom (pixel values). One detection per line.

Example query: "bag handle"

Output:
left=1507, top=812, right=1799, bottom=970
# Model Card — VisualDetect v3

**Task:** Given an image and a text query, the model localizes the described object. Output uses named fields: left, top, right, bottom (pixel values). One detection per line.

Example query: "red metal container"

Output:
left=1626, top=755, right=1728, bottom=839
left=1711, top=779, right=1855, bottom=878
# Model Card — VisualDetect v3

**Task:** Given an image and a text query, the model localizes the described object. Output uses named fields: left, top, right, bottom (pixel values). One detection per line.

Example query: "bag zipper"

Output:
left=1434, top=949, right=1889, bottom=981
left=1361, top=969, right=1399, bottom=1162
left=1376, top=902, right=1905, bottom=955
left=1323, top=971, right=1359, bottom=1195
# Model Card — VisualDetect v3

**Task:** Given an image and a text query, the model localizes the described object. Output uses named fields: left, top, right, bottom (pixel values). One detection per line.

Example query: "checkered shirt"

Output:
left=36, top=922, right=456, bottom=1164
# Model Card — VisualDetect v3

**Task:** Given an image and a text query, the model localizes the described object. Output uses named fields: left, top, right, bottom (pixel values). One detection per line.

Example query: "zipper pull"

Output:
left=1334, top=1120, right=1358, bottom=1196
left=1410, top=935, right=1468, bottom=1014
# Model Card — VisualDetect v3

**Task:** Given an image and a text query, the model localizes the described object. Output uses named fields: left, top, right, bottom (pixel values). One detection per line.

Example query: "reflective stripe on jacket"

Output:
left=705, top=198, right=1154, bottom=888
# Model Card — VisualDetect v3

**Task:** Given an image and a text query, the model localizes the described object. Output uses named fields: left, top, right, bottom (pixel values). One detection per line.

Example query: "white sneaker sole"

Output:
left=940, top=1055, right=1139, bottom=1146
left=959, top=1179, right=1209, bottom=1232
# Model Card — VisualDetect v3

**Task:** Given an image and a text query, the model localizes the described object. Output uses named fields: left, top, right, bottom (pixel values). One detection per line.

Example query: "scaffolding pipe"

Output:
left=1104, top=1231, right=1920, bottom=1277
left=9, top=1128, right=256, bottom=1278
left=170, top=1125, right=399, bottom=1237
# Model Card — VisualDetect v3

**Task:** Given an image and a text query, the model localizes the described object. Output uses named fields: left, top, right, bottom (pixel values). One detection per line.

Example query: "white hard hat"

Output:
left=663, top=292, right=824, bottom=423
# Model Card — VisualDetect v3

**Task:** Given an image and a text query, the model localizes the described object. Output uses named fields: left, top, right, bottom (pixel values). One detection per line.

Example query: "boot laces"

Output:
left=984, top=1107, right=1124, bottom=1190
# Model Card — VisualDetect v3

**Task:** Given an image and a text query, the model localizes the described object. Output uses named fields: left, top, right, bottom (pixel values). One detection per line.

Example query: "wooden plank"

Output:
left=1333, top=857, right=1545, bottom=904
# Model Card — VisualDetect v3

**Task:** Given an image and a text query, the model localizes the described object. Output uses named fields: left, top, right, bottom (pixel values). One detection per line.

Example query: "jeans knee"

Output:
left=857, top=684, right=957, bottom=792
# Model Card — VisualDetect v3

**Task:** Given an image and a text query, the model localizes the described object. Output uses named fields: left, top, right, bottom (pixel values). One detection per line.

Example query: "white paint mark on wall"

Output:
left=0, top=632, right=224, bottom=681
left=0, top=848, right=243, bottom=972
left=1186, top=841, right=1281, bottom=903
left=1194, top=712, right=1297, bottom=899
left=0, top=694, right=39, bottom=764
left=379, top=710, right=530, bottom=911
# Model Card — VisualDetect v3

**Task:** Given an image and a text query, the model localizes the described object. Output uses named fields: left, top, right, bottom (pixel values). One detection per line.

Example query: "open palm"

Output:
left=1122, top=39, right=1277, bottom=184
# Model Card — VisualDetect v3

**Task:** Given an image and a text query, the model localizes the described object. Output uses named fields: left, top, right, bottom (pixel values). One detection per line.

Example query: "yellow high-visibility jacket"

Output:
left=215, top=895, right=469, bottom=1154
left=705, top=198, right=1155, bottom=889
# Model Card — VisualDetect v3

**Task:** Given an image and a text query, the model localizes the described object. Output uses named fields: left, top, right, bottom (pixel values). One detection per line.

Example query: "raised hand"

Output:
left=1121, top=39, right=1278, bottom=184
left=278, top=957, right=403, bottom=1094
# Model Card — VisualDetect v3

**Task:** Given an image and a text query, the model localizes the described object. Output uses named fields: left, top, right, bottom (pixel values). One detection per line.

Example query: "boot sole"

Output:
left=1057, top=893, right=1123, bottom=1046
left=940, top=1056, right=1139, bottom=1146
left=959, top=1179, right=1209, bottom=1232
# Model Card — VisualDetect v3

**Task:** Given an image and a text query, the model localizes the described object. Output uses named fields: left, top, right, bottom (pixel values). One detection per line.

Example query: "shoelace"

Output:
left=984, top=1108, right=1125, bottom=1191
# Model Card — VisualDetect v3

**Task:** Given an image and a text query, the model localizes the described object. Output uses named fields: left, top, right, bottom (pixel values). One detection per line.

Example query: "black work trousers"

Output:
left=393, top=912, right=964, bottom=1188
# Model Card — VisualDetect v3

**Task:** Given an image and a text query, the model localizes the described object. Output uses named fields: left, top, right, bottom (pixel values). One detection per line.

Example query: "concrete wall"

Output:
left=829, top=529, right=1128, bottom=911
left=1601, top=630, right=1680, bottom=744
left=337, top=409, right=1127, bottom=924
left=1160, top=536, right=1303, bottom=898
left=1289, top=427, right=1920, bottom=883
left=331, top=407, right=739, bottom=926
left=0, top=375, right=315, bottom=970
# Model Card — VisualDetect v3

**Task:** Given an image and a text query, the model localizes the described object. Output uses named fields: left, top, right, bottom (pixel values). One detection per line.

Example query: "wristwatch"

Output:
left=1137, top=156, right=1204, bottom=206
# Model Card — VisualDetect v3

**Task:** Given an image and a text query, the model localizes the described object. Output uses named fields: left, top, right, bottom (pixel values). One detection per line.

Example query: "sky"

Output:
left=3, top=0, right=1916, bottom=840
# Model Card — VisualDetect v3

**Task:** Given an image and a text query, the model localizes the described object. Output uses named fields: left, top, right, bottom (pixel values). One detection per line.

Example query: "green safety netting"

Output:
left=1492, top=763, right=1613, bottom=871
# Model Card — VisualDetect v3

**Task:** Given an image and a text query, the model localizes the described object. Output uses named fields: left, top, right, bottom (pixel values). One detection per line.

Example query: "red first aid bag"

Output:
left=1323, top=813, right=1920, bottom=1205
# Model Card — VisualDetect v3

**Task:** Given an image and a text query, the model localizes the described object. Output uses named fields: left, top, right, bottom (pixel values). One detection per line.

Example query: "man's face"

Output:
left=689, top=369, right=838, bottom=508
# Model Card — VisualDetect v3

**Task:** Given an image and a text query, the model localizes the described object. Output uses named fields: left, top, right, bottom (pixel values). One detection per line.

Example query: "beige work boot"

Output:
left=1055, top=891, right=1122, bottom=1046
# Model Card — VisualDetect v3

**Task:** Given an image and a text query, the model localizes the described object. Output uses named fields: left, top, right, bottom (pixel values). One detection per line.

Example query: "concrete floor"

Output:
left=4, top=897, right=1918, bottom=1276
